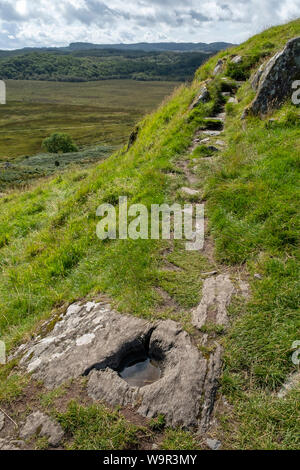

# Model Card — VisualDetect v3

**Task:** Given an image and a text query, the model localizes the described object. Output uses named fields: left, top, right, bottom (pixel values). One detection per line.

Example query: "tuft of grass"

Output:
left=0, top=361, right=29, bottom=403
left=35, top=437, right=50, bottom=450
left=57, top=401, right=146, bottom=450
left=190, top=145, right=215, bottom=158
left=160, top=428, right=201, bottom=450
left=219, top=389, right=300, bottom=450
left=149, top=414, right=166, bottom=431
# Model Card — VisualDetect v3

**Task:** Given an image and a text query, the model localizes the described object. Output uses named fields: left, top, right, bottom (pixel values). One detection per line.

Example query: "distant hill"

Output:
left=67, top=41, right=235, bottom=53
left=0, top=41, right=234, bottom=57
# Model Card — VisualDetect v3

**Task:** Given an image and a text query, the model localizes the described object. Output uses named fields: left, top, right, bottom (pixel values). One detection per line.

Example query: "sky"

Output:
left=0, top=0, right=300, bottom=49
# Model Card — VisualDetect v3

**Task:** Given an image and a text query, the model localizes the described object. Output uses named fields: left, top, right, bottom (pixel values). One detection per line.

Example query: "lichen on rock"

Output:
left=247, top=36, right=300, bottom=115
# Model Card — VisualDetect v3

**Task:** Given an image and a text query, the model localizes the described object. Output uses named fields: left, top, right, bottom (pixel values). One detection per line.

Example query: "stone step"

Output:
left=228, top=96, right=238, bottom=104
left=202, top=130, right=222, bottom=136
left=180, top=186, right=200, bottom=196
left=215, top=112, right=226, bottom=120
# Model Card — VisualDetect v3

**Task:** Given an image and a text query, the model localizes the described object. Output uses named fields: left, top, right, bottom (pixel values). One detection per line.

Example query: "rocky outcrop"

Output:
left=18, top=301, right=150, bottom=389
left=231, top=55, right=242, bottom=64
left=16, top=301, right=214, bottom=430
left=213, top=59, right=224, bottom=76
left=248, top=37, right=300, bottom=115
left=190, top=85, right=210, bottom=109
left=20, top=411, right=64, bottom=447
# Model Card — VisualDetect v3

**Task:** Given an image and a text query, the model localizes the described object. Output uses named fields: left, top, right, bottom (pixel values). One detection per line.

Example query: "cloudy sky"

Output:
left=0, top=0, right=300, bottom=49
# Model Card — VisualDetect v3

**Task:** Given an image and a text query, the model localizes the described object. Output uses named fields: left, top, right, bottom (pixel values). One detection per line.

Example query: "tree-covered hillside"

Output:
left=0, top=50, right=212, bottom=82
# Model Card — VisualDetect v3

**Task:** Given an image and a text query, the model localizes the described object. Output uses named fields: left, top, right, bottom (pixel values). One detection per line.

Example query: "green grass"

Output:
left=57, top=401, right=147, bottom=450
left=157, top=240, right=211, bottom=308
left=0, top=361, right=29, bottom=402
left=160, top=429, right=200, bottom=450
left=219, top=389, right=300, bottom=450
left=0, top=79, right=179, bottom=159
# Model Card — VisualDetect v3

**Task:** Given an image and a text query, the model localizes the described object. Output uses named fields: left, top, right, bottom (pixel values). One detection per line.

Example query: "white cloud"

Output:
left=0, top=0, right=299, bottom=49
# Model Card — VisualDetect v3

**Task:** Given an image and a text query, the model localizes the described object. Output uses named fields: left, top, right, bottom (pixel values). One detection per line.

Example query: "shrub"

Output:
left=42, top=132, right=78, bottom=154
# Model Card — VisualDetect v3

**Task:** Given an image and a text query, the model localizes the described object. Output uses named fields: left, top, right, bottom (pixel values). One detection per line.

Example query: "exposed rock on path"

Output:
left=19, top=301, right=150, bottom=389
left=192, top=274, right=235, bottom=329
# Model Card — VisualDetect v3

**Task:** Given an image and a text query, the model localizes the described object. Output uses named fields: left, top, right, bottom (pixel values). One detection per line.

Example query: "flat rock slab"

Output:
left=192, top=274, right=235, bottom=329
left=249, top=36, right=300, bottom=115
left=202, top=130, right=222, bottom=136
left=20, top=411, right=64, bottom=447
left=17, top=301, right=210, bottom=429
left=0, top=438, right=25, bottom=450
left=19, top=301, right=150, bottom=388
left=180, top=186, right=200, bottom=196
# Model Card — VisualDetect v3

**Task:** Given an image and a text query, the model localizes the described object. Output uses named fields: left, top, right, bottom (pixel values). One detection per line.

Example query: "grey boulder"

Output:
left=20, top=411, right=64, bottom=447
left=248, top=36, right=300, bottom=115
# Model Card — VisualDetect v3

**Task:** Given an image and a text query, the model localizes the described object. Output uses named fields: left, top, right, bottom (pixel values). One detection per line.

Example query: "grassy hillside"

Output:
left=0, top=19, right=299, bottom=450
